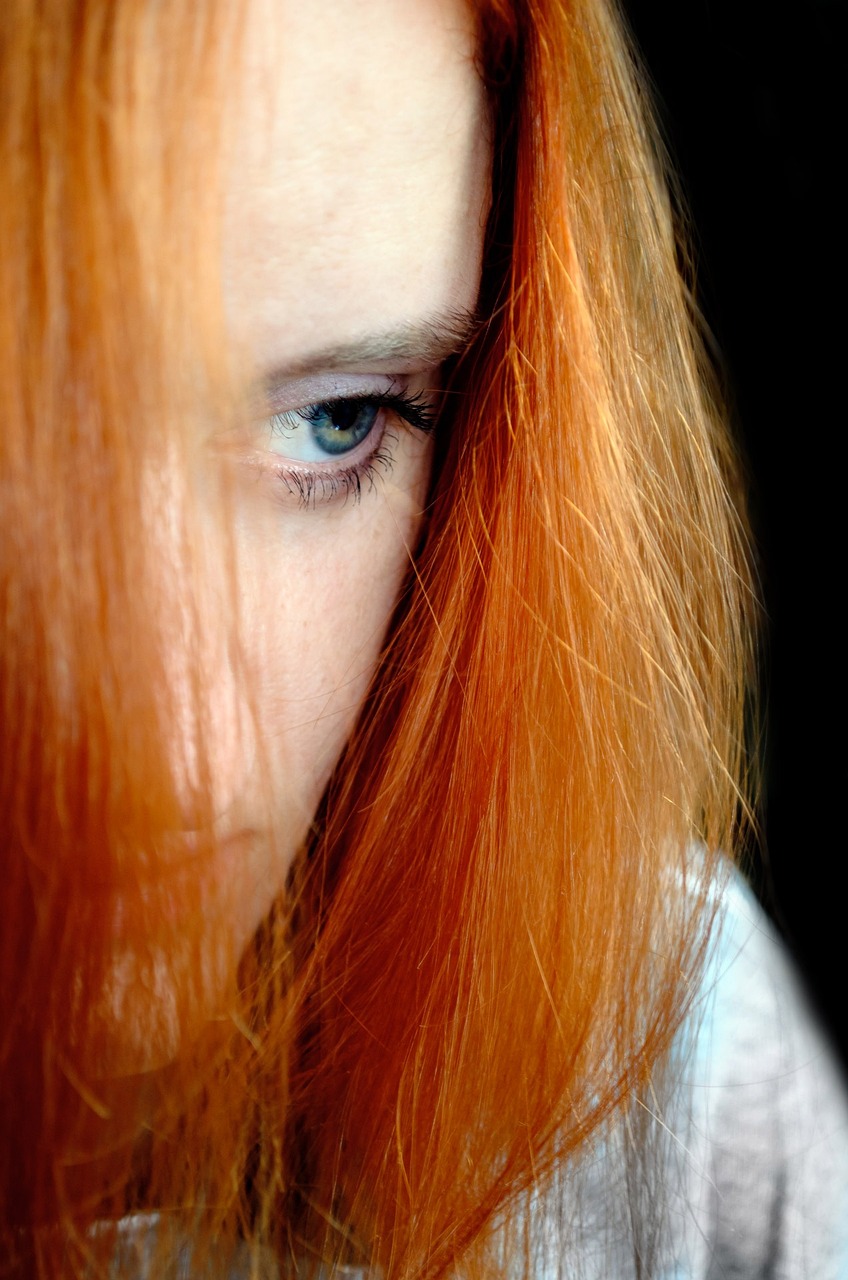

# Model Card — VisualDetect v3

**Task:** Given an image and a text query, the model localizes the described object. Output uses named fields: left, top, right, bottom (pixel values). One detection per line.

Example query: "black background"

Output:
left=620, top=0, right=845, bottom=1068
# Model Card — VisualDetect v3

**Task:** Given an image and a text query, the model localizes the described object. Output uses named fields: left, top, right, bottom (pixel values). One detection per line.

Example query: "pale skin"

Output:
left=109, top=0, right=491, bottom=1064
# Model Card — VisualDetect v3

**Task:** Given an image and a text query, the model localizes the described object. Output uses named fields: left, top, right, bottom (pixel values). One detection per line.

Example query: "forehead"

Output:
left=224, top=0, right=490, bottom=370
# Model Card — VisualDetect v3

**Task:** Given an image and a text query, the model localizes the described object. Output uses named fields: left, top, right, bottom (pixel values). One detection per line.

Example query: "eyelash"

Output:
left=269, top=387, right=438, bottom=508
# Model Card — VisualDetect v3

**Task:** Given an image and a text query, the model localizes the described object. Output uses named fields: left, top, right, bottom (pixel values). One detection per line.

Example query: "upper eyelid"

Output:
left=261, top=368, right=441, bottom=415
left=264, top=376, right=391, bottom=411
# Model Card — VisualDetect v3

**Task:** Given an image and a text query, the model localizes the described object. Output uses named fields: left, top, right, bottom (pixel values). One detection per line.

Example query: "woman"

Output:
left=1, top=0, right=845, bottom=1276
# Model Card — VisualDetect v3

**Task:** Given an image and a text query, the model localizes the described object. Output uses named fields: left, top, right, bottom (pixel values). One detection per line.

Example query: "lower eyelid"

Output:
left=270, top=430, right=399, bottom=509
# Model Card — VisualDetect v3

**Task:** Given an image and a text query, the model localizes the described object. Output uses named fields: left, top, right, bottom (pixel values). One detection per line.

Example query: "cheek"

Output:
left=250, top=545, right=398, bottom=814
left=97, top=462, right=430, bottom=1076
left=234, top=461, right=429, bottom=835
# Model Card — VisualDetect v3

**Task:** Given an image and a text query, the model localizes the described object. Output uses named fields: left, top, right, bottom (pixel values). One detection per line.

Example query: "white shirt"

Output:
left=106, top=870, right=848, bottom=1278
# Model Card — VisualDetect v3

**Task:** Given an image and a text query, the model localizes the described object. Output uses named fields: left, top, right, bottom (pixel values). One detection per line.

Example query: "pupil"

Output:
left=329, top=402, right=362, bottom=432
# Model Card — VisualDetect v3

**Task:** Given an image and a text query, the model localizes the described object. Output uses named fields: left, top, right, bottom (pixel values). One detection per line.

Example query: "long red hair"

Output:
left=0, top=1, right=756, bottom=1276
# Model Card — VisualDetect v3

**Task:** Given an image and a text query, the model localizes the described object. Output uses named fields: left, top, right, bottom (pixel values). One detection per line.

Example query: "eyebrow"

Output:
left=262, top=307, right=480, bottom=382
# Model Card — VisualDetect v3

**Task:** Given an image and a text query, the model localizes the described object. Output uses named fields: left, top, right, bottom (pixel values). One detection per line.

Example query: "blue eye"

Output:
left=301, top=400, right=379, bottom=456
left=268, top=388, right=437, bottom=470
left=269, top=397, right=382, bottom=463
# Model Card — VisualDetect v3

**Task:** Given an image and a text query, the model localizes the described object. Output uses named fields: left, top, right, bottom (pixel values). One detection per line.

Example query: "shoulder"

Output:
left=535, top=863, right=848, bottom=1280
left=674, top=866, right=848, bottom=1278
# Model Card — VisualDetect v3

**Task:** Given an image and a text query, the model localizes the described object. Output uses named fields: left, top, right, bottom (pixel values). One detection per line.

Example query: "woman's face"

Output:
left=130, top=0, right=490, bottom=1046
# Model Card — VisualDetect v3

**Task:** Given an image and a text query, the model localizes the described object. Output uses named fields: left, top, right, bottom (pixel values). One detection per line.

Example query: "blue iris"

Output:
left=303, top=400, right=379, bottom=456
